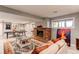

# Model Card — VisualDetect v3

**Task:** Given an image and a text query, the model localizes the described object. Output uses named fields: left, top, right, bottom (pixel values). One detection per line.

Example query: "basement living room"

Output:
left=0, top=5, right=79, bottom=54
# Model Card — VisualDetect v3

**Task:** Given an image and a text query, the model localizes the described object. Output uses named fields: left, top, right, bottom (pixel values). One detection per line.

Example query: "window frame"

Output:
left=51, top=17, right=75, bottom=29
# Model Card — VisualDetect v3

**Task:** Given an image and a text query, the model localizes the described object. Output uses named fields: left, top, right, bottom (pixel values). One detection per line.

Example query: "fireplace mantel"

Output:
left=33, top=27, right=51, bottom=43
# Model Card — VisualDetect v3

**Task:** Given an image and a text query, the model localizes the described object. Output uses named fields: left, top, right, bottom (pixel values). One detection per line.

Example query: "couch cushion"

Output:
left=57, top=43, right=67, bottom=54
left=55, top=39, right=65, bottom=48
left=39, top=43, right=59, bottom=54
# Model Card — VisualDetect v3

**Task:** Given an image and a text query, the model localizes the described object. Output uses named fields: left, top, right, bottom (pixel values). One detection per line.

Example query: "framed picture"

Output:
left=4, top=22, right=12, bottom=31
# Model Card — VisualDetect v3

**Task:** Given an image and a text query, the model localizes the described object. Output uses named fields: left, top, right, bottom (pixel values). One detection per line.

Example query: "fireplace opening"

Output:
left=37, top=30, right=43, bottom=37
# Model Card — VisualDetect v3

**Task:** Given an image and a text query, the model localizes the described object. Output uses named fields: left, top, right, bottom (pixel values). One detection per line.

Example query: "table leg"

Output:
left=6, top=33, right=8, bottom=39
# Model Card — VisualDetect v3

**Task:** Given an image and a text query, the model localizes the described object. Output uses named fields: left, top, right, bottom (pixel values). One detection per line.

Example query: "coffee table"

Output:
left=12, top=40, right=35, bottom=54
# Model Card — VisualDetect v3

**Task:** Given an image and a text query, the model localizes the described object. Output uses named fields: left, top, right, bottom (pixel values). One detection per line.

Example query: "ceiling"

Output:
left=4, top=5, right=79, bottom=18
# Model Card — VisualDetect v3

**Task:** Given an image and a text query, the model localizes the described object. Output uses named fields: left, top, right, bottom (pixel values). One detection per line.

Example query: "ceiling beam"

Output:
left=0, top=5, right=45, bottom=20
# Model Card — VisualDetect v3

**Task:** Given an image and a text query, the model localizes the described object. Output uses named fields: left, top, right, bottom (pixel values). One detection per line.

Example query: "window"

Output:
left=52, top=17, right=74, bottom=28
left=52, top=21, right=58, bottom=28
left=25, top=22, right=36, bottom=38
left=47, top=21, right=50, bottom=28
left=66, top=20, right=73, bottom=27
left=59, top=21, right=65, bottom=28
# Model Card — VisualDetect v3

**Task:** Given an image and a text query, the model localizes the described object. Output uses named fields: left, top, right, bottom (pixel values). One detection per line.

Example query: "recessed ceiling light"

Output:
left=53, top=11, right=58, bottom=13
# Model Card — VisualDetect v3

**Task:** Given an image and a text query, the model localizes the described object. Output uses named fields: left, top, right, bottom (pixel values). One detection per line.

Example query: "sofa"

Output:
left=4, top=39, right=14, bottom=54
left=4, top=38, right=68, bottom=54
left=39, top=39, right=68, bottom=54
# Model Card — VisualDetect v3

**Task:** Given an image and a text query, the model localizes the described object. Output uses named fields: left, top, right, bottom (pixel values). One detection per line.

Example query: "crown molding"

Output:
left=49, top=12, right=79, bottom=20
left=1, top=6, right=79, bottom=20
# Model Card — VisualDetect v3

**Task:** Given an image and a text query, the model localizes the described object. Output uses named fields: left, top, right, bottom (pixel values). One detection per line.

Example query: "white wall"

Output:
left=71, top=16, right=79, bottom=47
left=0, top=22, right=3, bottom=54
